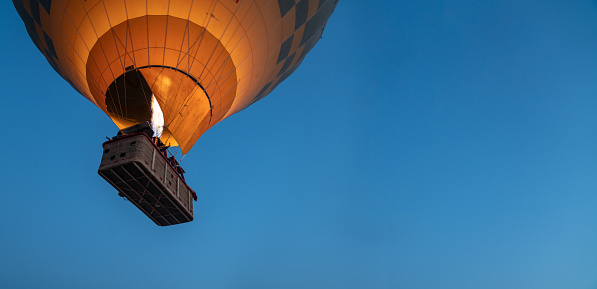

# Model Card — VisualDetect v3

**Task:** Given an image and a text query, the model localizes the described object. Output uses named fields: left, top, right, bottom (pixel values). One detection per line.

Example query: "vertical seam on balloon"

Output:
left=174, top=0, right=195, bottom=71
left=169, top=2, right=206, bottom=120
left=99, top=0, right=129, bottom=120
left=122, top=0, right=151, bottom=111
left=202, top=0, right=284, bottom=115
left=214, top=0, right=260, bottom=104
left=197, top=1, right=248, bottom=94
left=56, top=0, right=120, bottom=116
left=124, top=2, right=152, bottom=113
left=188, top=0, right=244, bottom=126
left=73, top=0, right=126, bottom=118
left=166, top=0, right=218, bottom=131
left=184, top=0, right=218, bottom=78
left=216, top=0, right=276, bottom=115
left=162, top=1, right=181, bottom=124
left=196, top=0, right=241, bottom=81
left=169, top=1, right=197, bottom=124
left=162, top=0, right=170, bottom=67
left=146, top=0, right=149, bottom=66
left=197, top=0, right=276, bottom=118
left=54, top=0, right=106, bottom=108
left=57, top=0, right=88, bottom=101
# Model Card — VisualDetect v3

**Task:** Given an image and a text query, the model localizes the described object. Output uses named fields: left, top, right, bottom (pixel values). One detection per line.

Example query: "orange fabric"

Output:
left=15, top=0, right=337, bottom=153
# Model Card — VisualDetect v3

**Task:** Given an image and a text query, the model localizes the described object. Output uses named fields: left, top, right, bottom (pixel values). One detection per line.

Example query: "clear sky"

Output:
left=3, top=1, right=597, bottom=288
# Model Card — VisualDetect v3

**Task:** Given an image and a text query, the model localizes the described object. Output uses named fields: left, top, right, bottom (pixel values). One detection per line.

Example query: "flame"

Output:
left=151, top=94, right=164, bottom=137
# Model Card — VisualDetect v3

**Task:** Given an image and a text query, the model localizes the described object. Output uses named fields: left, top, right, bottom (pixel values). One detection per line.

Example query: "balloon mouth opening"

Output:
left=102, top=64, right=215, bottom=151
left=105, top=68, right=176, bottom=145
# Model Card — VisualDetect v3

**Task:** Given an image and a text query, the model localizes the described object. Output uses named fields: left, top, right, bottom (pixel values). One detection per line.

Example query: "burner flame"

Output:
left=150, top=94, right=164, bottom=137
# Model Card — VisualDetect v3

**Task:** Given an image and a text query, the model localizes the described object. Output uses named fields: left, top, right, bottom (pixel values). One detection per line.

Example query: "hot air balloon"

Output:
left=13, top=0, right=338, bottom=226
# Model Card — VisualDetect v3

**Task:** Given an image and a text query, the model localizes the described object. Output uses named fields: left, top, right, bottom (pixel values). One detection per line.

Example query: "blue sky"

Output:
left=3, top=1, right=597, bottom=288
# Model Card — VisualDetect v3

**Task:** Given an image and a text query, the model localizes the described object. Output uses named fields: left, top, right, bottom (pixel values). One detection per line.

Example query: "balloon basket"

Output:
left=98, top=124, right=196, bottom=226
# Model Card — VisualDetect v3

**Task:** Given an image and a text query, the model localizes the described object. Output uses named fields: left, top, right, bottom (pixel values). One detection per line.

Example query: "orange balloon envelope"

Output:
left=13, top=0, right=338, bottom=153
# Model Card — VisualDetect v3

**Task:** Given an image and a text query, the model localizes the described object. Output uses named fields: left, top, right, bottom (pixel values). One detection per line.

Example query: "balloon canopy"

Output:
left=13, top=0, right=338, bottom=153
